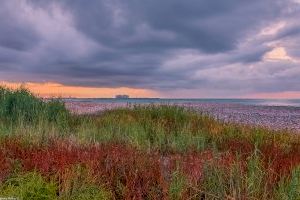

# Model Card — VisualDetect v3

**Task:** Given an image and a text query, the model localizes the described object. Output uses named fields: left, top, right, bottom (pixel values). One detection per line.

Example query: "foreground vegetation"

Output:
left=1, top=87, right=300, bottom=199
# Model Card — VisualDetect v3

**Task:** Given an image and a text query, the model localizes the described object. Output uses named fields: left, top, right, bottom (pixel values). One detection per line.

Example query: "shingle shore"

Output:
left=65, top=102, right=300, bottom=132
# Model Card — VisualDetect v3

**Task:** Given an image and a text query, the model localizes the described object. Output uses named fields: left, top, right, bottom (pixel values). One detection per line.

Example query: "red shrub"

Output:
left=0, top=137, right=238, bottom=199
left=261, top=142, right=300, bottom=183
left=219, top=138, right=255, bottom=157
left=0, top=150, right=11, bottom=182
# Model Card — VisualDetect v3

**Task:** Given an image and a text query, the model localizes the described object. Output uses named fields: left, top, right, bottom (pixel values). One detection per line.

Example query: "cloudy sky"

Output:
left=1, top=0, right=300, bottom=98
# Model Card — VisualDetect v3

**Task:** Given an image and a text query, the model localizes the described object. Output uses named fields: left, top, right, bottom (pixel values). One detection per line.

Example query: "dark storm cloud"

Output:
left=1, top=0, right=300, bottom=96
left=0, top=2, right=40, bottom=51
left=61, top=0, right=282, bottom=53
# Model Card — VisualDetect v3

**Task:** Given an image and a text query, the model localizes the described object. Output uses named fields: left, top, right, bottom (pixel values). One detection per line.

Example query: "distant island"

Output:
left=115, top=94, right=129, bottom=99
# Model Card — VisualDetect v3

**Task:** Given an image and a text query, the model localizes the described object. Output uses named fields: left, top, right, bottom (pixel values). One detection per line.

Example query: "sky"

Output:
left=0, top=0, right=300, bottom=98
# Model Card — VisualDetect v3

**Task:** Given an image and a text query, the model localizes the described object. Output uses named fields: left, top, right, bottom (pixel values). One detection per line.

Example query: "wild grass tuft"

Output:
left=0, top=86, right=70, bottom=136
left=275, top=167, right=300, bottom=200
left=169, top=171, right=187, bottom=200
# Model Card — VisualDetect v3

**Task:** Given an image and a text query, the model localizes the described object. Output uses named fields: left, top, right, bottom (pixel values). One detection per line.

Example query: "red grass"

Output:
left=219, top=138, right=255, bottom=157
left=1, top=138, right=231, bottom=199
left=2, top=137, right=300, bottom=199
left=0, top=150, right=11, bottom=182
left=220, top=138, right=300, bottom=190
left=261, top=142, right=300, bottom=183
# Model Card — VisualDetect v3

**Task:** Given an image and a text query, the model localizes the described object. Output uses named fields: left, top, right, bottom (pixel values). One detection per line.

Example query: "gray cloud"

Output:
left=0, top=0, right=300, bottom=97
left=0, top=3, right=39, bottom=52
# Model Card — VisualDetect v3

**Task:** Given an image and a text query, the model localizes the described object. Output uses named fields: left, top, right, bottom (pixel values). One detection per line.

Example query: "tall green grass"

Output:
left=276, top=167, right=300, bottom=200
left=68, top=105, right=294, bottom=154
left=0, top=86, right=70, bottom=137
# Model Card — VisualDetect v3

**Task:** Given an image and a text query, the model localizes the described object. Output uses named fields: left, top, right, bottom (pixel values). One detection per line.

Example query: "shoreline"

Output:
left=65, top=102, right=300, bottom=132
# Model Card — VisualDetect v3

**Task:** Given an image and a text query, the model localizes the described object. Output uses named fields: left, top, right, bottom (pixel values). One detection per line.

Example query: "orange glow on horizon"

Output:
left=0, top=81, right=159, bottom=98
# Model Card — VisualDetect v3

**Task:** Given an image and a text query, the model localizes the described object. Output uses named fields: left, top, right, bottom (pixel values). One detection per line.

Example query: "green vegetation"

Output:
left=1, top=87, right=300, bottom=199
left=0, top=172, right=57, bottom=199
left=0, top=87, right=68, bottom=124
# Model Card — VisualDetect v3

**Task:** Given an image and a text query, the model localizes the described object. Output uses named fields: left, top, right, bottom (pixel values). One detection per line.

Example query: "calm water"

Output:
left=63, top=98, right=300, bottom=107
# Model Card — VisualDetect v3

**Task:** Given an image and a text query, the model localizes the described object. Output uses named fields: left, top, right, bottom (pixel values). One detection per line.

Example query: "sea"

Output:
left=63, top=98, right=300, bottom=107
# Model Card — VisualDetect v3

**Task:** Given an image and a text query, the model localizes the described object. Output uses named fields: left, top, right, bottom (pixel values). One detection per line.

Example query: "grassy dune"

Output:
left=1, top=87, right=300, bottom=199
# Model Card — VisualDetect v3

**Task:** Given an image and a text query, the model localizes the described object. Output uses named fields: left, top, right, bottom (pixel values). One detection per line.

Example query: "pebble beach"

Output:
left=65, top=102, right=300, bottom=132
